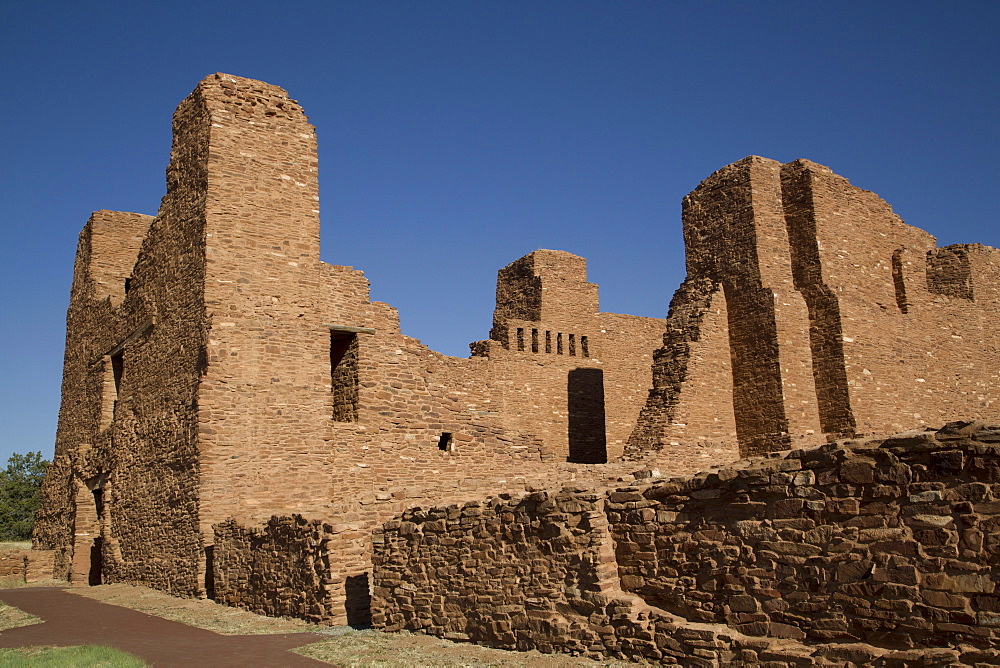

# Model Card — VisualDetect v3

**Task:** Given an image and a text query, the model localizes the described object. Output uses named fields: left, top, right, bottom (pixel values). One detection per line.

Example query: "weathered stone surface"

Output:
left=375, top=427, right=1000, bottom=662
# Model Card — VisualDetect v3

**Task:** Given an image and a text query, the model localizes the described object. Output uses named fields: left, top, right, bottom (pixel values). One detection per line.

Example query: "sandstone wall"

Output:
left=630, top=156, right=999, bottom=461
left=481, top=250, right=665, bottom=462
left=0, top=550, right=56, bottom=582
left=373, top=422, right=1000, bottom=664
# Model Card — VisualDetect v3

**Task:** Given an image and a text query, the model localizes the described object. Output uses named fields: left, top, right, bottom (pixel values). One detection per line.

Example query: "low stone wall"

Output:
left=372, top=422, right=1000, bottom=664
left=610, top=420, right=999, bottom=649
left=0, top=549, right=56, bottom=582
left=212, top=516, right=362, bottom=625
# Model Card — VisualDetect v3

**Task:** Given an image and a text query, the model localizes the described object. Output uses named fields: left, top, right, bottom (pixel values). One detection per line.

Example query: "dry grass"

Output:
left=0, top=541, right=31, bottom=551
left=295, top=629, right=634, bottom=667
left=0, top=600, right=41, bottom=632
left=68, top=584, right=314, bottom=635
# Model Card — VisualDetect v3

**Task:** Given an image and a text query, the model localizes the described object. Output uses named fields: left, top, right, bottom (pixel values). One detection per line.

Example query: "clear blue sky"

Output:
left=1, top=1, right=997, bottom=464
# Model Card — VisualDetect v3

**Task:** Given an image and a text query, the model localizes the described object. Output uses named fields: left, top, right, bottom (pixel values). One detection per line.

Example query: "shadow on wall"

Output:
left=567, top=368, right=607, bottom=463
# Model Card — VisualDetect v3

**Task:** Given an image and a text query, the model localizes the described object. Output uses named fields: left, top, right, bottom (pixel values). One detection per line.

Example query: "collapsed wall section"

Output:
left=373, top=421, right=1000, bottom=664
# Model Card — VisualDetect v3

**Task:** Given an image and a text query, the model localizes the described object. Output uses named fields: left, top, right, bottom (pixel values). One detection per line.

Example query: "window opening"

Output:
left=108, top=351, right=124, bottom=423
left=516, top=328, right=525, bottom=351
left=568, top=334, right=576, bottom=356
left=124, top=277, right=132, bottom=294
left=330, top=332, right=359, bottom=422
left=567, top=368, right=608, bottom=463
left=531, top=329, right=539, bottom=353
left=581, top=335, right=589, bottom=358
left=437, top=432, right=453, bottom=452
left=557, top=333, right=564, bottom=355
left=545, top=331, right=552, bottom=353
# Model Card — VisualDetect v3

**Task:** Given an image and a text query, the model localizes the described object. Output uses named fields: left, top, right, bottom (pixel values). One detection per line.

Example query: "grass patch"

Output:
left=0, top=542, right=32, bottom=551
left=69, top=584, right=316, bottom=636
left=0, top=578, right=65, bottom=591
left=295, top=628, right=632, bottom=667
left=0, top=645, right=145, bottom=667
left=0, top=601, right=41, bottom=632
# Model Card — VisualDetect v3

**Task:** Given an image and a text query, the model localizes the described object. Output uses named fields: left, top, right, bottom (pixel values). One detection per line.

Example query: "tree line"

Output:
left=0, top=452, right=48, bottom=541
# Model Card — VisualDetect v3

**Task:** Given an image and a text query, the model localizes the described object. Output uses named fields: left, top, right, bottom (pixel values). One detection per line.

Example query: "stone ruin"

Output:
left=32, top=74, right=998, bottom=662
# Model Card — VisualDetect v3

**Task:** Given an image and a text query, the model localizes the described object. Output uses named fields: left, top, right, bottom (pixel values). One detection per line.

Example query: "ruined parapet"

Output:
left=629, top=156, right=999, bottom=461
left=482, top=249, right=664, bottom=463
left=489, top=249, right=598, bottom=348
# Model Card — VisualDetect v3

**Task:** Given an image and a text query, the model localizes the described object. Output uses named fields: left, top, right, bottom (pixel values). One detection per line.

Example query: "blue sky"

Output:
left=1, top=1, right=997, bottom=463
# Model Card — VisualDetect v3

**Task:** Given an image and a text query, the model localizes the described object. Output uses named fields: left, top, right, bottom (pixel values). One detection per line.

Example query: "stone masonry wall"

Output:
left=38, top=75, right=678, bottom=622
left=373, top=421, right=1000, bottom=665
left=0, top=550, right=56, bottom=583
left=629, top=156, right=999, bottom=461
left=479, top=250, right=665, bottom=463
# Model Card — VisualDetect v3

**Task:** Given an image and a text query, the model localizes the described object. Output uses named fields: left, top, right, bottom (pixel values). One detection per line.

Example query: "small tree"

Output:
left=0, top=451, right=50, bottom=541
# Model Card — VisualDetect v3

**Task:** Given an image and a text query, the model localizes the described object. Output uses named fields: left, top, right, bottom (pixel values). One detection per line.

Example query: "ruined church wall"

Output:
left=781, top=161, right=999, bottom=436
left=33, top=211, right=153, bottom=573
left=631, top=156, right=999, bottom=462
left=372, top=422, right=1000, bottom=664
left=32, top=204, right=211, bottom=594
left=485, top=250, right=666, bottom=463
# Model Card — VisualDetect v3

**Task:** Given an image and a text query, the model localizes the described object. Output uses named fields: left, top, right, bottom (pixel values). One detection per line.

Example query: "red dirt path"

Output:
left=0, top=587, right=330, bottom=666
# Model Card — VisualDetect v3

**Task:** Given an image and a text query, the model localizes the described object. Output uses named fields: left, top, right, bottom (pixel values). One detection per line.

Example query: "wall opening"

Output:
left=330, top=332, right=359, bottom=422
left=531, top=328, right=539, bottom=353
left=88, top=536, right=103, bottom=586
left=568, top=334, right=576, bottom=356
left=516, top=328, right=525, bottom=351
left=926, top=246, right=974, bottom=300
left=545, top=331, right=552, bottom=353
left=557, top=333, right=564, bottom=355
left=345, top=573, right=373, bottom=628
left=567, top=368, right=607, bottom=463
left=437, top=432, right=453, bottom=452
left=580, top=335, right=589, bottom=358
left=204, top=545, right=216, bottom=600
left=891, top=249, right=910, bottom=313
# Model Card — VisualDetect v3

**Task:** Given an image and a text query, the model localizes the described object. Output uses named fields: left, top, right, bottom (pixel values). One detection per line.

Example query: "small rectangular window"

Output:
left=437, top=432, right=453, bottom=451
left=531, top=329, right=539, bottom=353
left=581, top=335, right=589, bottom=358
left=568, top=334, right=576, bottom=356
left=516, top=328, right=525, bottom=351
left=545, top=331, right=552, bottom=353
left=557, top=333, right=563, bottom=355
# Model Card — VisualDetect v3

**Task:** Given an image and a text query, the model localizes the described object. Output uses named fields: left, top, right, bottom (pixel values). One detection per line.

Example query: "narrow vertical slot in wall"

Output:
left=580, top=335, right=589, bottom=358
left=330, top=332, right=359, bottom=422
left=568, top=334, right=576, bottom=356
left=891, top=249, right=909, bottom=314
left=109, top=351, right=124, bottom=424
left=545, top=331, right=552, bottom=353
left=557, top=333, right=563, bottom=354
left=531, top=329, right=539, bottom=353
left=516, top=328, right=525, bottom=351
